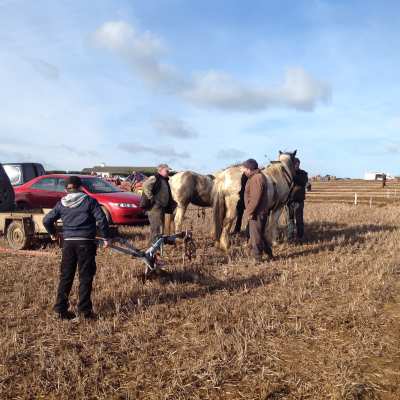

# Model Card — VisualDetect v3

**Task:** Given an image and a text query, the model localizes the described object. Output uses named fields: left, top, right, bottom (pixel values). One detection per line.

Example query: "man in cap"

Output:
left=287, top=157, right=308, bottom=242
left=43, top=176, right=111, bottom=320
left=142, top=164, right=176, bottom=244
left=242, top=158, right=272, bottom=263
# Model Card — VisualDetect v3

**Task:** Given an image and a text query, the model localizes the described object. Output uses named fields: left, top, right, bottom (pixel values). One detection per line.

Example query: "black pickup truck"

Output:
left=2, top=162, right=45, bottom=186
left=0, top=163, right=15, bottom=212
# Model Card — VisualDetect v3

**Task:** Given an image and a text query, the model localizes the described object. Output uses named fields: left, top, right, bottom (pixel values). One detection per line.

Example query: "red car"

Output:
left=14, top=174, right=148, bottom=225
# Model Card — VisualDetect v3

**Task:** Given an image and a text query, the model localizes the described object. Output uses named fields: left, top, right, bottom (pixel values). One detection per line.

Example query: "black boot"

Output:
left=57, top=310, right=77, bottom=320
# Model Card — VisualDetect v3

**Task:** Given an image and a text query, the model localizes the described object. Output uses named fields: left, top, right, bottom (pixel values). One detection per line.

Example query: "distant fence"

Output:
left=306, top=180, right=400, bottom=205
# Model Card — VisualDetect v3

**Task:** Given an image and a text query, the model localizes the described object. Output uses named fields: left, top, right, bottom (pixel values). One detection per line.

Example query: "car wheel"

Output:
left=101, top=206, right=112, bottom=224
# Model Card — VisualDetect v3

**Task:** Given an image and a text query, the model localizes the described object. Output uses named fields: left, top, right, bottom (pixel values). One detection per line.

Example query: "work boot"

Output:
left=264, top=246, right=274, bottom=259
left=57, top=310, right=77, bottom=321
left=81, top=311, right=98, bottom=321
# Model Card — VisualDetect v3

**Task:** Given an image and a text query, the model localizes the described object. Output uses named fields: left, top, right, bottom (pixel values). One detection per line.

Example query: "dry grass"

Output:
left=1, top=203, right=400, bottom=399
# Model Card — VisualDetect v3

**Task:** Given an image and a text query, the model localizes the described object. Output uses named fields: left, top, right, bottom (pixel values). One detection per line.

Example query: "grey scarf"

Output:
left=61, top=192, right=87, bottom=208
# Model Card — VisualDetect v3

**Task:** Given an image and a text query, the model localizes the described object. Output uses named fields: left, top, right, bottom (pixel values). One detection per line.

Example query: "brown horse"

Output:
left=212, top=151, right=297, bottom=252
left=166, top=171, right=214, bottom=232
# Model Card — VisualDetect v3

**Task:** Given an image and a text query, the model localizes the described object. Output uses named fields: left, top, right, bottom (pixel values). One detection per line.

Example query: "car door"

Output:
left=29, top=177, right=62, bottom=208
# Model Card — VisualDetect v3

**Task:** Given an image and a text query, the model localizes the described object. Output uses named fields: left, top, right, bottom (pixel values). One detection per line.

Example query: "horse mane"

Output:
left=224, top=163, right=241, bottom=170
left=263, top=161, right=284, bottom=179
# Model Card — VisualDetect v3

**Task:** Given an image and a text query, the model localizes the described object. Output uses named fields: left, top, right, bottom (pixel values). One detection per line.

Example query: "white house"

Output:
left=364, top=172, right=395, bottom=181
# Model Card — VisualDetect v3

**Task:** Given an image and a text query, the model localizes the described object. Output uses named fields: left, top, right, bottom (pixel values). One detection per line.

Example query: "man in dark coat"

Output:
left=43, top=176, right=111, bottom=320
left=142, top=164, right=176, bottom=244
left=287, top=158, right=308, bottom=242
left=243, top=158, right=272, bottom=263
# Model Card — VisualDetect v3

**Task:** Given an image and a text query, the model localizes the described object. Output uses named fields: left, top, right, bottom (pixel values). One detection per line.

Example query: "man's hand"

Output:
left=103, top=239, right=112, bottom=248
left=50, top=234, right=58, bottom=241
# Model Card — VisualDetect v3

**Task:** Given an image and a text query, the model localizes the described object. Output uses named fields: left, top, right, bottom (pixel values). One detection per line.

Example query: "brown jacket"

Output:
left=244, top=170, right=269, bottom=218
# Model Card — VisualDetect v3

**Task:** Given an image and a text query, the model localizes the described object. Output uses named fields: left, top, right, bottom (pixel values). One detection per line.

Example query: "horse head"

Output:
left=278, top=150, right=297, bottom=177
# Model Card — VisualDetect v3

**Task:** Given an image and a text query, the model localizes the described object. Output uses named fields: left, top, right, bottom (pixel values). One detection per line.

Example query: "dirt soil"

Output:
left=1, top=203, right=400, bottom=399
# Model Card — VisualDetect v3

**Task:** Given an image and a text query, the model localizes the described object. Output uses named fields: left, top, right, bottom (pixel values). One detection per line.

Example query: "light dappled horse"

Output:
left=165, top=171, right=214, bottom=233
left=211, top=151, right=297, bottom=252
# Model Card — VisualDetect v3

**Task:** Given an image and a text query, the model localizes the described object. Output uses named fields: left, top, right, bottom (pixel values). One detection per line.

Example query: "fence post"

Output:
left=354, top=193, right=358, bottom=205
left=369, top=197, right=372, bottom=208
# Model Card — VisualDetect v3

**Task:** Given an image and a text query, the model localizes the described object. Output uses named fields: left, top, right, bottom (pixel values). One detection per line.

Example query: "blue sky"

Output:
left=0, top=0, right=399, bottom=177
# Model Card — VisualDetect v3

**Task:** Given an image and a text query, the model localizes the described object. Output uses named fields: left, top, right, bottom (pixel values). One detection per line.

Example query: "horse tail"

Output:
left=212, top=187, right=225, bottom=241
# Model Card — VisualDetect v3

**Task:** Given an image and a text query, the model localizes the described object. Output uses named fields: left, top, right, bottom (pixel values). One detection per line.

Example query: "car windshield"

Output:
left=82, top=177, right=122, bottom=193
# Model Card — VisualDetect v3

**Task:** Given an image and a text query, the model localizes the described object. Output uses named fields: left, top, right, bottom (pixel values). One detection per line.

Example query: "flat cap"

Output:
left=157, top=163, right=171, bottom=170
left=242, top=159, right=258, bottom=171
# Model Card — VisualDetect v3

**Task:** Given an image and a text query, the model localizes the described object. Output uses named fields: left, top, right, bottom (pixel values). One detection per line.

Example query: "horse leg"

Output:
left=233, top=200, right=245, bottom=234
left=174, top=204, right=187, bottom=232
left=164, top=213, right=173, bottom=235
left=220, top=196, right=238, bottom=252
left=267, top=208, right=282, bottom=246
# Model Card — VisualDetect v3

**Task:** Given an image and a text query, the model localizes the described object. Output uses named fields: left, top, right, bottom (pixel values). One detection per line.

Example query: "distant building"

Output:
left=311, top=174, right=337, bottom=181
left=81, top=165, right=159, bottom=178
left=364, top=172, right=394, bottom=181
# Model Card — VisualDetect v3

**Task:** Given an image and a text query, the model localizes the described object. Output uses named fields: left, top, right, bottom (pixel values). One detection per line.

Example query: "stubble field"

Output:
left=1, top=203, right=400, bottom=399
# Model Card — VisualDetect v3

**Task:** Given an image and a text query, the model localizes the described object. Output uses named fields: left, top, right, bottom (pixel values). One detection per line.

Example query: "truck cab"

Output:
left=3, top=162, right=45, bottom=186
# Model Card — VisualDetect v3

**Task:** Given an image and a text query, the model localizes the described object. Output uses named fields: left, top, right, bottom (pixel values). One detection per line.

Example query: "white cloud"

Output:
left=54, top=145, right=99, bottom=158
left=93, top=20, right=332, bottom=113
left=217, top=148, right=247, bottom=159
left=152, top=117, right=198, bottom=139
left=0, top=148, right=33, bottom=162
left=278, top=68, right=332, bottom=111
left=387, top=117, right=400, bottom=130
left=118, top=142, right=190, bottom=160
left=385, top=144, right=400, bottom=154
left=25, top=57, right=60, bottom=80
left=184, top=68, right=331, bottom=111
left=93, top=21, right=186, bottom=91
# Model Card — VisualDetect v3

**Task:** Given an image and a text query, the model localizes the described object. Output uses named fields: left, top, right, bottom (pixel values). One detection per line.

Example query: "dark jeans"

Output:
left=54, top=240, right=97, bottom=315
left=148, top=206, right=165, bottom=244
left=248, top=214, right=272, bottom=259
left=288, top=201, right=305, bottom=239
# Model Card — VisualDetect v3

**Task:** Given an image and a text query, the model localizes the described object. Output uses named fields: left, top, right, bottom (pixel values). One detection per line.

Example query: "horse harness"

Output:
left=268, top=162, right=294, bottom=214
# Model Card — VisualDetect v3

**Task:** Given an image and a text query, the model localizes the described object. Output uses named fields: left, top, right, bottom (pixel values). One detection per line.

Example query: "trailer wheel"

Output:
left=6, top=221, right=31, bottom=250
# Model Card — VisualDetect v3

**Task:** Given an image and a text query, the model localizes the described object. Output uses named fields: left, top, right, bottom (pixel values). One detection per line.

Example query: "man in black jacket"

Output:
left=142, top=164, right=176, bottom=244
left=287, top=158, right=308, bottom=242
left=43, top=176, right=111, bottom=320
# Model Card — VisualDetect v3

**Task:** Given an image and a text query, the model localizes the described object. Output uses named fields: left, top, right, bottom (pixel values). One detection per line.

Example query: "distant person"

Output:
left=43, top=176, right=111, bottom=320
left=141, top=164, right=176, bottom=244
left=382, top=173, right=387, bottom=188
left=287, top=158, right=308, bottom=242
left=242, top=158, right=273, bottom=264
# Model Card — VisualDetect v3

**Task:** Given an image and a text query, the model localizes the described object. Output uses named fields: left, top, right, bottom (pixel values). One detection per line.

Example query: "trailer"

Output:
left=0, top=209, right=51, bottom=250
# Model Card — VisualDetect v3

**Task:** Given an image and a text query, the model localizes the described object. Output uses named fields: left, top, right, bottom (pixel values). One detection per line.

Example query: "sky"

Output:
left=0, top=0, right=399, bottom=177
